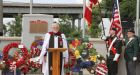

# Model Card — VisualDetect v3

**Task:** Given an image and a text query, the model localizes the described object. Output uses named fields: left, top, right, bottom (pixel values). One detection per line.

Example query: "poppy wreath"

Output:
left=2, top=42, right=28, bottom=68
left=30, top=39, right=43, bottom=57
left=27, top=39, right=43, bottom=71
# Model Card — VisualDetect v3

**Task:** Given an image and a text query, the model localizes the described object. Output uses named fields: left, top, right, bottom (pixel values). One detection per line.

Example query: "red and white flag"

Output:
left=84, top=0, right=98, bottom=28
left=110, top=0, right=122, bottom=37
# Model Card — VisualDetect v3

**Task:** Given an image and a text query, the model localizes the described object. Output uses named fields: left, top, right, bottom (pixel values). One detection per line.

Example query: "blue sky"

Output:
left=4, top=0, right=83, bottom=4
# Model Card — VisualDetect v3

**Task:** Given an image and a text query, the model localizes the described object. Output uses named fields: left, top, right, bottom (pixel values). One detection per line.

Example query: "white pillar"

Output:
left=30, top=0, right=33, bottom=14
left=82, top=0, right=86, bottom=38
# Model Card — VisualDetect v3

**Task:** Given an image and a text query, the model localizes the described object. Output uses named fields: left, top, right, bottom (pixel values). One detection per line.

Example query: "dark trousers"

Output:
left=126, top=61, right=136, bottom=75
left=107, top=59, right=118, bottom=75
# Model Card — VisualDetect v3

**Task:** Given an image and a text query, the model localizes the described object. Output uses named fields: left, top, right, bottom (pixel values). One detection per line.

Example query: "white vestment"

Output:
left=39, top=33, right=69, bottom=75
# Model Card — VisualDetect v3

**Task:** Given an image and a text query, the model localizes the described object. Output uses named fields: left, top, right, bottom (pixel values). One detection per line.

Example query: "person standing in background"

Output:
left=104, top=28, right=122, bottom=75
left=124, top=29, right=139, bottom=75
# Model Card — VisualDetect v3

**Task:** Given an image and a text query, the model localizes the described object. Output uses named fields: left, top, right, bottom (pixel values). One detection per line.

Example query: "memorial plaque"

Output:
left=30, top=20, right=48, bottom=33
left=22, top=14, right=53, bottom=49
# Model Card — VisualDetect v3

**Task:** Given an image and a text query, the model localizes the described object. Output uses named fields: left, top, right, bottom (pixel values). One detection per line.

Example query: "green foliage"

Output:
left=77, top=43, right=97, bottom=56
left=89, top=6, right=102, bottom=38
left=120, top=0, right=136, bottom=20
left=89, top=48, right=97, bottom=56
left=101, top=0, right=136, bottom=20
left=89, top=23, right=101, bottom=38
left=77, top=43, right=87, bottom=54
left=100, top=0, right=113, bottom=18
left=4, top=15, right=22, bottom=36
left=90, top=0, right=136, bottom=38
left=58, top=15, right=82, bottom=38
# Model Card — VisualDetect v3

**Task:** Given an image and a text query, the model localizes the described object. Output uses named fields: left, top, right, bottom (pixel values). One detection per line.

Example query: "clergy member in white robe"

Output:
left=38, top=22, right=69, bottom=75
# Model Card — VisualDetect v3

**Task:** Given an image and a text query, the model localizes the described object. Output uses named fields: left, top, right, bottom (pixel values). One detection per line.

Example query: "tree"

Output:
left=88, top=5, right=102, bottom=38
left=120, top=0, right=136, bottom=21
left=95, top=0, right=136, bottom=37
left=58, top=15, right=82, bottom=38
left=4, top=15, right=22, bottom=36
left=100, top=0, right=113, bottom=18
left=102, top=0, right=136, bottom=20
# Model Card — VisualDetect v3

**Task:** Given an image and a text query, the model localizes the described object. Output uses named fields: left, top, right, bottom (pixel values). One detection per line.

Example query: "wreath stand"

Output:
left=0, top=70, right=2, bottom=75
left=14, top=67, right=16, bottom=75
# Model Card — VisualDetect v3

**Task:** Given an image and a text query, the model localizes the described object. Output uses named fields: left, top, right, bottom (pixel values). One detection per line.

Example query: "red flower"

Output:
left=65, top=73, right=70, bottom=75
left=71, top=39, right=81, bottom=48
left=3, top=42, right=28, bottom=68
left=87, top=43, right=93, bottom=49
left=64, top=63, right=69, bottom=68
left=21, top=66, right=29, bottom=74
left=27, top=40, right=42, bottom=71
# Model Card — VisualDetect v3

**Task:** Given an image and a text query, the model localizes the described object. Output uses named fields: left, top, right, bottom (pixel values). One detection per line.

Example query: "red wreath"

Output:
left=2, top=42, right=28, bottom=68
left=26, top=39, right=43, bottom=71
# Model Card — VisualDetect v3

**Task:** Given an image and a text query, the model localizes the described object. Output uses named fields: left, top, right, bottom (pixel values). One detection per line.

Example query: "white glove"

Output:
left=133, top=57, right=137, bottom=61
left=113, top=53, right=120, bottom=61
left=101, top=36, right=107, bottom=40
left=101, top=60, right=106, bottom=63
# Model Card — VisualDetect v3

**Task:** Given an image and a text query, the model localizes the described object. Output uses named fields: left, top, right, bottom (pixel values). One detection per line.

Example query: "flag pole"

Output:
left=30, top=0, right=33, bottom=14
left=98, top=1, right=106, bottom=36
left=98, top=1, right=108, bottom=53
left=82, top=0, right=86, bottom=38
left=116, top=0, right=121, bottom=22
left=0, top=0, right=3, bottom=36
left=136, top=0, right=139, bottom=36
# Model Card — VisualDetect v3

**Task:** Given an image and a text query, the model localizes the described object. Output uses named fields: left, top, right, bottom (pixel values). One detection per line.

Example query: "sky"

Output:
left=4, top=0, right=83, bottom=4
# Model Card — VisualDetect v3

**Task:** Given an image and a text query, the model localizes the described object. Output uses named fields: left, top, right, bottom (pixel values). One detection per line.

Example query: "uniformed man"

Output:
left=38, top=22, right=69, bottom=75
left=105, top=28, right=122, bottom=75
left=124, top=29, right=139, bottom=75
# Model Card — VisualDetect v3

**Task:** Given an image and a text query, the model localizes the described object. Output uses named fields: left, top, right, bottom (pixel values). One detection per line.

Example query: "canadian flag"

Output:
left=84, top=0, right=98, bottom=28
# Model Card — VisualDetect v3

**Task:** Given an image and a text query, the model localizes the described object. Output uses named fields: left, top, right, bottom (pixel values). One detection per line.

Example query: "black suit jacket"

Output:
left=124, top=37, right=139, bottom=61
